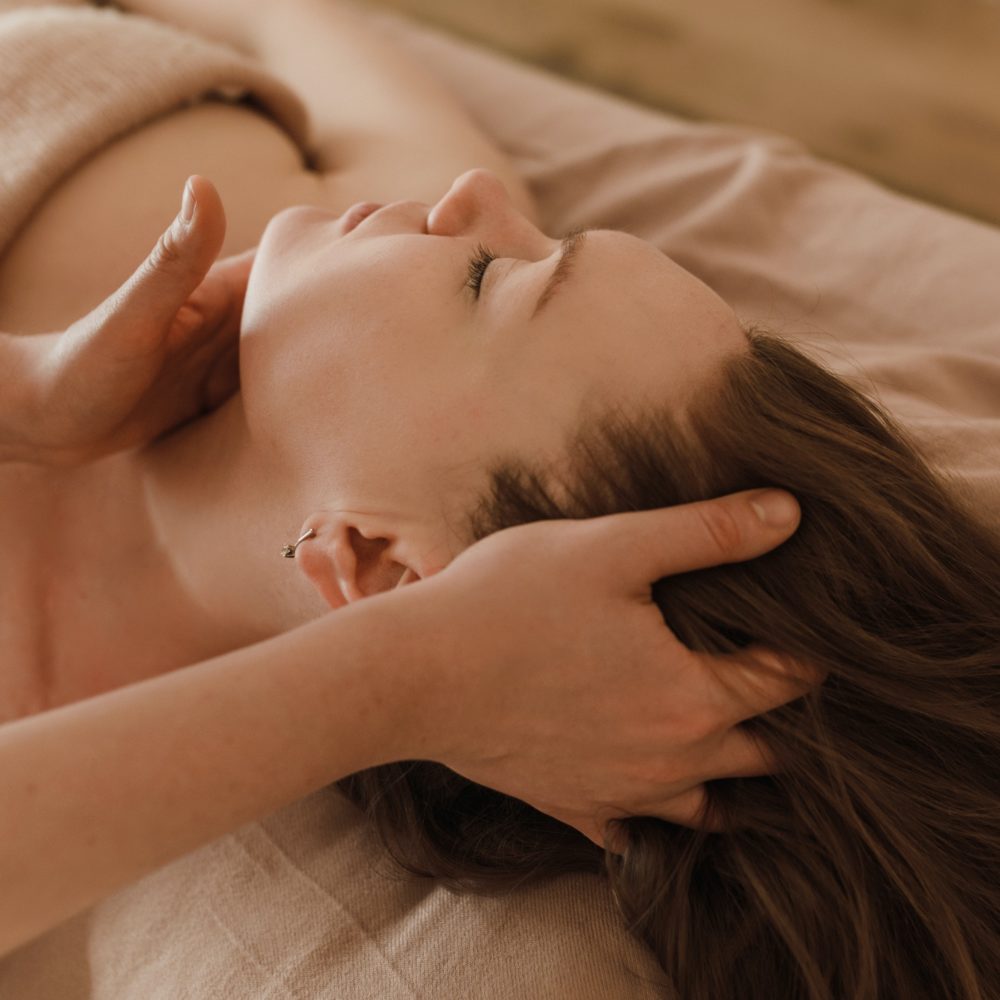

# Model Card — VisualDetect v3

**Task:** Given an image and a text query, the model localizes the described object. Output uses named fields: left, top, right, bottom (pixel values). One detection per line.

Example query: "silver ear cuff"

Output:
left=281, top=527, right=316, bottom=558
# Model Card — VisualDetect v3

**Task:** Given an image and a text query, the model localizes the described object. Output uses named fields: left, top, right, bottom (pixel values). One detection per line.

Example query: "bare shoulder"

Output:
left=0, top=98, right=323, bottom=333
left=0, top=106, right=535, bottom=337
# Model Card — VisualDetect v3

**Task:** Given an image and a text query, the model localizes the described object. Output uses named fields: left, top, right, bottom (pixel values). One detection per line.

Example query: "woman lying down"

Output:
left=278, top=172, right=1000, bottom=999
left=0, top=1, right=997, bottom=997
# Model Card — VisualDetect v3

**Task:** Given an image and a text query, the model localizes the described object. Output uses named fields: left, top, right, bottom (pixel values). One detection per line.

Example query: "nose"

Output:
left=426, top=167, right=524, bottom=239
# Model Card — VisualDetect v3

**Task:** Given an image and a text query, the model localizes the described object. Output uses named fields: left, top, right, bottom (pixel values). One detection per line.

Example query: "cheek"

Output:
left=387, top=381, right=497, bottom=463
left=445, top=394, right=508, bottom=466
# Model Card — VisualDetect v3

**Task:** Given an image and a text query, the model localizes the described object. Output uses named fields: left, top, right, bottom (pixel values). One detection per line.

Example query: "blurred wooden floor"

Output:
left=360, top=0, right=1000, bottom=228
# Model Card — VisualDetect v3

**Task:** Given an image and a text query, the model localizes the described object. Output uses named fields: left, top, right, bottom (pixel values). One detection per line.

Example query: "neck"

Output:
left=61, top=392, right=330, bottom=661
left=144, top=390, right=331, bottom=642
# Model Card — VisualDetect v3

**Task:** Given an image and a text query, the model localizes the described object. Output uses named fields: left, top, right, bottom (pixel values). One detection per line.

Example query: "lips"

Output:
left=342, top=201, right=383, bottom=233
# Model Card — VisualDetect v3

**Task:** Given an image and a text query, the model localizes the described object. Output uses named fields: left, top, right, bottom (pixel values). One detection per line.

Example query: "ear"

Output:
left=293, top=512, right=447, bottom=609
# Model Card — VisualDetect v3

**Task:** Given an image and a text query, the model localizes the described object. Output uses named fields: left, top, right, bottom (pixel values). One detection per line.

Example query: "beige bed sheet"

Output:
left=2, top=4, right=999, bottom=999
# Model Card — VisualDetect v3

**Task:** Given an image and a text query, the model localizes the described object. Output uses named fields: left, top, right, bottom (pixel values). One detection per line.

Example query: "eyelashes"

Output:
left=465, top=242, right=497, bottom=299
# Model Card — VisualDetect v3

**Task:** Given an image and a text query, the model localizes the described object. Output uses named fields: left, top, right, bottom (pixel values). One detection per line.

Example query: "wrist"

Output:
left=340, top=584, right=452, bottom=768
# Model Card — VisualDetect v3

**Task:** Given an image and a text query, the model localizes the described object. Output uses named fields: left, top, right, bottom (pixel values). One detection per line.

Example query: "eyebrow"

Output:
left=530, top=226, right=592, bottom=320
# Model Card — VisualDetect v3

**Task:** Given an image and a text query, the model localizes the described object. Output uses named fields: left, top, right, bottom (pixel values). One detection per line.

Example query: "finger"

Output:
left=172, top=245, right=257, bottom=355
left=700, top=642, right=828, bottom=726
left=602, top=819, right=631, bottom=855
left=187, top=246, right=257, bottom=338
left=591, top=488, right=801, bottom=593
left=700, top=723, right=781, bottom=779
left=585, top=790, right=729, bottom=849
left=544, top=810, right=616, bottom=852
left=93, top=175, right=227, bottom=355
left=201, top=341, right=241, bottom=410
left=212, top=245, right=258, bottom=296
left=653, top=785, right=728, bottom=833
left=578, top=820, right=613, bottom=851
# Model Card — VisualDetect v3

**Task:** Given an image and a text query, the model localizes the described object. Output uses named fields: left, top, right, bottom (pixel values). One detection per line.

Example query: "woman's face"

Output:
left=240, top=168, right=746, bottom=564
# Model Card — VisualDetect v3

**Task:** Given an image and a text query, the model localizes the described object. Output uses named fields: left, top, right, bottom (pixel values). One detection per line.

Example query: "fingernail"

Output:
left=750, top=489, right=799, bottom=527
left=180, top=180, right=196, bottom=225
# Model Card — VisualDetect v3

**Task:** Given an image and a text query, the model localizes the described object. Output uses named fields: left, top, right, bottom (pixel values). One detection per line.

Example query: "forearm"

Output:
left=0, top=596, right=429, bottom=959
left=112, top=0, right=527, bottom=189
left=250, top=0, right=499, bottom=167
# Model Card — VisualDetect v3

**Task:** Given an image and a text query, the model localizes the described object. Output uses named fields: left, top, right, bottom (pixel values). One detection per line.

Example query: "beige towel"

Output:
left=0, top=3, right=309, bottom=258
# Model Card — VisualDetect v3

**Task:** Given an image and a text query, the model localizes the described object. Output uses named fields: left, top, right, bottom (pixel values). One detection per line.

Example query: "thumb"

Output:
left=95, top=175, right=227, bottom=343
left=597, top=487, right=801, bottom=593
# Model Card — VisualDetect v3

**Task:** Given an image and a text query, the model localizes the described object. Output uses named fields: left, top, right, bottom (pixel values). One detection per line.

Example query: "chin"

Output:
left=262, top=204, right=339, bottom=253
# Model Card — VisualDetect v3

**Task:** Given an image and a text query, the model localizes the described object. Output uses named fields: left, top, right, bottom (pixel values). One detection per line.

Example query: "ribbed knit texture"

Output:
left=0, top=3, right=309, bottom=257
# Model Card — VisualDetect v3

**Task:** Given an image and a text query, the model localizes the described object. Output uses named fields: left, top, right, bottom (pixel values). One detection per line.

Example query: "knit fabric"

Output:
left=0, top=3, right=309, bottom=257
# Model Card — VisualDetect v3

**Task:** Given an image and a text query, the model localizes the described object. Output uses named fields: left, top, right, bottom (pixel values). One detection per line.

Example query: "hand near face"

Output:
left=2, top=175, right=251, bottom=466
left=392, top=487, right=823, bottom=852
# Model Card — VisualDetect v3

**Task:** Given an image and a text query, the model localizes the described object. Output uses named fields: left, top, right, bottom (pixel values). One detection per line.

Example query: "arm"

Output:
left=0, top=482, right=808, bottom=960
left=110, top=0, right=540, bottom=219
left=110, top=0, right=505, bottom=167
left=0, top=177, right=249, bottom=468
left=0, top=597, right=423, bottom=959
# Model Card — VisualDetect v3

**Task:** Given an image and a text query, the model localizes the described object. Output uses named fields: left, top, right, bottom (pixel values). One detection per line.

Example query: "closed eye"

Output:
left=465, top=243, right=497, bottom=299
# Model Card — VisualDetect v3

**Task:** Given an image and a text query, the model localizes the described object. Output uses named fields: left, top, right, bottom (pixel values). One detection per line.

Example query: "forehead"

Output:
left=542, top=229, right=747, bottom=396
left=568, top=229, right=736, bottom=324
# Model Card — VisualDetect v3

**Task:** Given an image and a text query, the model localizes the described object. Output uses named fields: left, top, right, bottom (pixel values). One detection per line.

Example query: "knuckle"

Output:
left=667, top=697, right=715, bottom=749
left=695, top=502, right=744, bottom=559
left=687, top=707, right=719, bottom=744
left=659, top=786, right=708, bottom=829
left=686, top=671, right=728, bottom=742
left=602, top=817, right=630, bottom=855
left=745, top=644, right=829, bottom=694
left=798, top=656, right=830, bottom=688
left=148, top=227, right=185, bottom=270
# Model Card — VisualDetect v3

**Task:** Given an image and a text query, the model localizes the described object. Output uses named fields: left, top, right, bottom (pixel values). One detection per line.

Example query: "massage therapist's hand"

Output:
left=0, top=175, right=251, bottom=466
left=397, top=488, right=822, bottom=851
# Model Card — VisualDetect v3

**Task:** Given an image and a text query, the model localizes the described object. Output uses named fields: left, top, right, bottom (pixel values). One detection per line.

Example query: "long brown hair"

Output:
left=337, top=326, right=1000, bottom=999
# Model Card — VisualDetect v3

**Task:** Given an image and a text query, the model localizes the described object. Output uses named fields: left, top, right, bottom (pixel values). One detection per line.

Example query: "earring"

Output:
left=281, top=527, right=316, bottom=559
